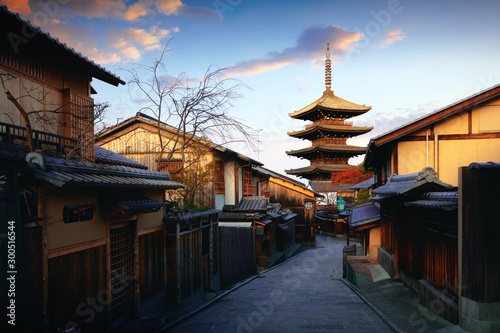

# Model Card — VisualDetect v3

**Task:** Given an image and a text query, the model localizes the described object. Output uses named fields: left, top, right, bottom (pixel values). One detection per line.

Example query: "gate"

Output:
left=110, top=224, right=135, bottom=326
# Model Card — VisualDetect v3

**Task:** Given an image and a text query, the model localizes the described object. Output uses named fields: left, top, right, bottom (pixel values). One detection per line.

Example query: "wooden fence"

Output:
left=219, top=226, right=255, bottom=289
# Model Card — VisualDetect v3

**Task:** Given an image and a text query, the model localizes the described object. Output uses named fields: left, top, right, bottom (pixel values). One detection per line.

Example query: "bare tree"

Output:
left=1, top=71, right=109, bottom=160
left=122, top=43, right=256, bottom=173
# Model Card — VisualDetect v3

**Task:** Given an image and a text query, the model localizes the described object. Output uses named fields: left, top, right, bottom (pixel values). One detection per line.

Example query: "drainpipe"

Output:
left=434, top=133, right=439, bottom=175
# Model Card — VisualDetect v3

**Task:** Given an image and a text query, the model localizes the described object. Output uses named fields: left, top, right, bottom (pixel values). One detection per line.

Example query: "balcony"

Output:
left=0, top=121, right=79, bottom=156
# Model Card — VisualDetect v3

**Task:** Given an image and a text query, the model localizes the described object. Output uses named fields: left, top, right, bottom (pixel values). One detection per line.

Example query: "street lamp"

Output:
left=337, top=196, right=346, bottom=212
left=345, top=207, right=351, bottom=245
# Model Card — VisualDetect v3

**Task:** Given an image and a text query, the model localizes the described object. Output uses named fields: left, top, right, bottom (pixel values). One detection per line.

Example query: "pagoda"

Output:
left=285, top=43, right=372, bottom=184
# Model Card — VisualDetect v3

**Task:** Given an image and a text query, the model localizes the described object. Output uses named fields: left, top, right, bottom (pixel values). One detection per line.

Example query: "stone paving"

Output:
left=163, top=235, right=393, bottom=333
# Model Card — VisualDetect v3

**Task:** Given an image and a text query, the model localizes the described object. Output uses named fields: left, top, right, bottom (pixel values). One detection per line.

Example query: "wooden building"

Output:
left=459, top=162, right=500, bottom=332
left=253, top=166, right=321, bottom=245
left=371, top=167, right=459, bottom=323
left=95, top=112, right=264, bottom=210
left=364, top=83, right=500, bottom=187
left=285, top=43, right=372, bottom=183
left=0, top=6, right=188, bottom=332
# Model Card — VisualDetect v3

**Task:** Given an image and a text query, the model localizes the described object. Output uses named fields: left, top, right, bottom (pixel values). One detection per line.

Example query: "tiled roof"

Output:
left=351, top=202, right=380, bottom=227
left=26, top=152, right=184, bottom=189
left=0, top=5, right=125, bottom=86
left=288, top=124, right=372, bottom=138
left=469, top=161, right=500, bottom=169
left=405, top=191, right=458, bottom=211
left=94, top=145, right=147, bottom=169
left=236, top=196, right=268, bottom=211
left=105, top=195, right=166, bottom=212
left=371, top=167, right=453, bottom=198
left=164, top=209, right=220, bottom=222
left=289, top=91, right=371, bottom=119
left=285, top=164, right=353, bottom=176
left=349, top=177, right=375, bottom=190
left=309, top=180, right=353, bottom=193
left=286, top=144, right=367, bottom=156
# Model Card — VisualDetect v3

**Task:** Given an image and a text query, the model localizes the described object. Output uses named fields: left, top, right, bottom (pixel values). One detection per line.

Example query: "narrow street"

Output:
left=164, top=235, right=393, bottom=333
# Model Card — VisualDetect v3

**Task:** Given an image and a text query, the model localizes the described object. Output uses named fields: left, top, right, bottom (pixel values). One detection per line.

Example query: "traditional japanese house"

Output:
left=349, top=201, right=380, bottom=258
left=364, top=83, right=500, bottom=187
left=252, top=166, right=321, bottom=245
left=371, top=167, right=459, bottom=323
left=286, top=43, right=372, bottom=204
left=95, top=112, right=263, bottom=210
left=0, top=6, right=188, bottom=332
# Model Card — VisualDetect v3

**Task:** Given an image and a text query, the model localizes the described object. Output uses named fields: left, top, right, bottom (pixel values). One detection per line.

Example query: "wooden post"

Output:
left=189, top=222, right=193, bottom=295
left=105, top=220, right=112, bottom=327
left=39, top=186, right=49, bottom=331
left=199, top=218, right=203, bottom=292
left=133, top=222, right=140, bottom=317
left=175, top=222, right=181, bottom=304
left=208, top=216, right=214, bottom=291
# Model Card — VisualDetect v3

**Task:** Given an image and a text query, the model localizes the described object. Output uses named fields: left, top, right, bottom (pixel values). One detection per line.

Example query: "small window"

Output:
left=0, top=50, right=21, bottom=69
left=25, top=59, right=44, bottom=80
left=63, top=204, right=95, bottom=223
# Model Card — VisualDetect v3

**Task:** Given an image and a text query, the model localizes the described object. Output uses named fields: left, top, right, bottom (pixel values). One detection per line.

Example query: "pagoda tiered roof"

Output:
left=289, top=90, right=371, bottom=121
left=288, top=123, right=373, bottom=140
left=286, top=144, right=367, bottom=159
left=285, top=164, right=355, bottom=180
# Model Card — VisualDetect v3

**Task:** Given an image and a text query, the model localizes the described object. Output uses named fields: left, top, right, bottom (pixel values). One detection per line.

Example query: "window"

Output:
left=63, top=204, right=95, bottom=223
left=25, top=59, right=44, bottom=80
left=0, top=50, right=20, bottom=70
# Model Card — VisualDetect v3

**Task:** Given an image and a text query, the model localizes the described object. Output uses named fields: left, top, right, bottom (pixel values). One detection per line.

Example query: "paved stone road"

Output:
left=165, top=235, right=393, bottom=333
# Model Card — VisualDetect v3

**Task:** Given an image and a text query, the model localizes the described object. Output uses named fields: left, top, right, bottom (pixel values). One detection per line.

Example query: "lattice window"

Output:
left=214, top=160, right=225, bottom=194
left=70, top=91, right=94, bottom=161
left=110, top=225, right=134, bottom=322
left=0, top=49, right=20, bottom=69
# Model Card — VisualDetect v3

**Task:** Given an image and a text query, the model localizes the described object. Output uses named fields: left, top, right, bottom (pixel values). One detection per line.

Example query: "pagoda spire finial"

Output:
left=325, top=43, right=332, bottom=92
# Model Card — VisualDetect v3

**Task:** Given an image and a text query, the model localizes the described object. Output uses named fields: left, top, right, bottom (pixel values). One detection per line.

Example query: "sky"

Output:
left=4, top=0, right=500, bottom=183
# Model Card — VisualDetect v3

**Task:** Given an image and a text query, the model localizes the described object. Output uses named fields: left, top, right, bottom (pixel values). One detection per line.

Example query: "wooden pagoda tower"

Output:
left=285, top=43, right=372, bottom=183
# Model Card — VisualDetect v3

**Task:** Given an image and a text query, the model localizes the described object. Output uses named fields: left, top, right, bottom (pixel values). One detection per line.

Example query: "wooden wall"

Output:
left=219, top=226, right=255, bottom=289
left=139, top=230, right=165, bottom=304
left=269, top=181, right=316, bottom=245
left=23, top=226, right=44, bottom=332
left=460, top=166, right=500, bottom=303
left=47, top=245, right=108, bottom=332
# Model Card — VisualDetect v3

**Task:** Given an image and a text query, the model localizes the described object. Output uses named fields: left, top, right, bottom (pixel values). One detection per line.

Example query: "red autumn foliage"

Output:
left=331, top=167, right=372, bottom=186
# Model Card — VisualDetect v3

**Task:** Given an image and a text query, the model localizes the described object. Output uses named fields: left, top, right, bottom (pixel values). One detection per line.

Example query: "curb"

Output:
left=340, top=278, right=403, bottom=333
left=156, top=247, right=308, bottom=332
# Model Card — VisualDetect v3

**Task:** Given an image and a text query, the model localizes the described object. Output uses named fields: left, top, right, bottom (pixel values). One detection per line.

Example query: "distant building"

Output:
left=286, top=43, right=372, bottom=203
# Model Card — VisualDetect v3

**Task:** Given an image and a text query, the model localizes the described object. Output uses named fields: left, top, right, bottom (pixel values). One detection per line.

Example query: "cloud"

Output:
left=26, top=16, right=178, bottom=64
left=359, top=102, right=438, bottom=137
left=375, top=29, right=405, bottom=49
left=21, top=0, right=217, bottom=22
left=227, top=25, right=363, bottom=77
left=3, top=0, right=31, bottom=15
left=155, top=0, right=184, bottom=15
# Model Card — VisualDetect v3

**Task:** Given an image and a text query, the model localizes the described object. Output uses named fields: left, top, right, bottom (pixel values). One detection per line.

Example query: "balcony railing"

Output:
left=0, top=121, right=79, bottom=156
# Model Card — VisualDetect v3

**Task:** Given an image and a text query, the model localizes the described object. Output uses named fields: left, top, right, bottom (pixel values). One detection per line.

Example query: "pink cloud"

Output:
left=375, top=29, right=405, bottom=49
left=227, top=25, right=363, bottom=78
